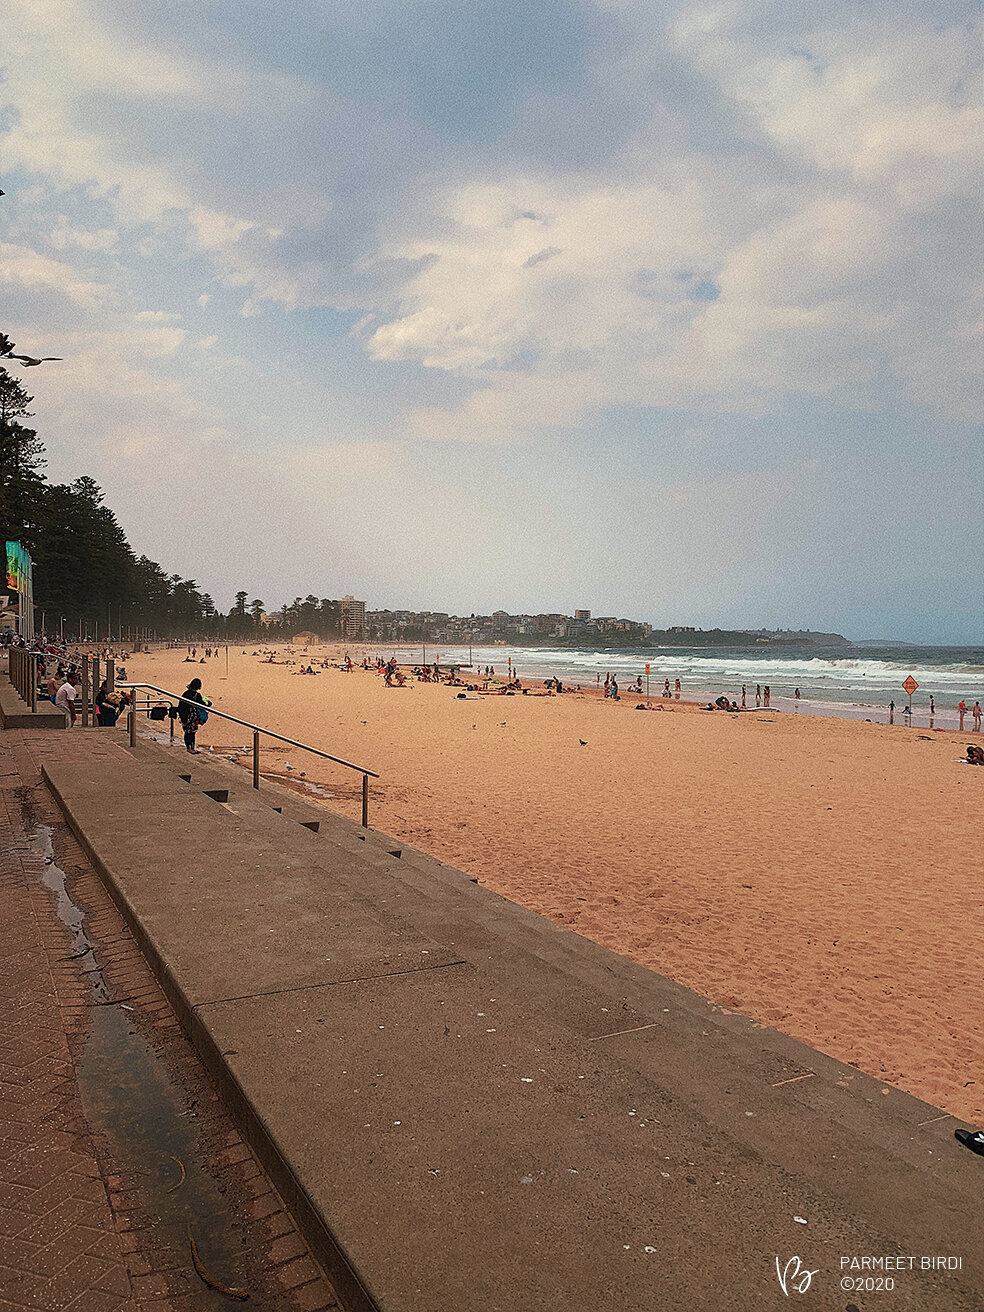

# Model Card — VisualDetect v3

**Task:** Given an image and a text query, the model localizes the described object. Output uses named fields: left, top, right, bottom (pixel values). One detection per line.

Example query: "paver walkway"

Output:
left=0, top=728, right=341, bottom=1312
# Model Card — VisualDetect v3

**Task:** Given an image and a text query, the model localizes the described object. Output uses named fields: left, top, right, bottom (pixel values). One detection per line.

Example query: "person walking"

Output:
left=974, top=701, right=982, bottom=731
left=889, top=699, right=895, bottom=724
left=755, top=683, right=761, bottom=707
left=741, top=684, right=746, bottom=708
left=958, top=700, right=967, bottom=730
left=178, top=677, right=208, bottom=753
left=929, top=695, right=935, bottom=718
left=763, top=685, right=770, bottom=707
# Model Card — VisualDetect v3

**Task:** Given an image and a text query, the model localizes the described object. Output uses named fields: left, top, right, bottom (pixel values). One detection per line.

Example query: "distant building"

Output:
left=668, top=625, right=696, bottom=633
left=574, top=609, right=591, bottom=620
left=292, top=631, right=319, bottom=645
left=340, top=595, right=367, bottom=640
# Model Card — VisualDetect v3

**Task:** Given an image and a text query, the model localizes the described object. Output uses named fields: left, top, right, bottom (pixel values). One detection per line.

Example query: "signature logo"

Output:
left=776, top=1255, right=818, bottom=1295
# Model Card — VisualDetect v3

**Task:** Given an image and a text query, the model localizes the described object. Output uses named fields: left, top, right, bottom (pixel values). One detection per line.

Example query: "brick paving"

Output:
left=0, top=728, right=341, bottom=1312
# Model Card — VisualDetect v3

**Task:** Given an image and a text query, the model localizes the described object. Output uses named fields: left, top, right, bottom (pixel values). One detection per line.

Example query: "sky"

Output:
left=2, top=0, right=982, bottom=644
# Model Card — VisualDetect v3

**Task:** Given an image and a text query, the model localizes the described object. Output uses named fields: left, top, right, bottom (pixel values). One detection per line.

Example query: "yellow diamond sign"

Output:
left=902, top=675, right=918, bottom=697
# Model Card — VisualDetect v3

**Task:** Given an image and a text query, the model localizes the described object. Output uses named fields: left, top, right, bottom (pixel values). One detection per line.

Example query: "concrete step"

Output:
left=40, top=736, right=984, bottom=1312
left=1, top=678, right=67, bottom=729
left=116, top=739, right=984, bottom=1193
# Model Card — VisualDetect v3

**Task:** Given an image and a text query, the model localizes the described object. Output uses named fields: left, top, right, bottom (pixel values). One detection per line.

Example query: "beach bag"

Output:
left=197, top=696, right=212, bottom=725
left=149, top=705, right=168, bottom=721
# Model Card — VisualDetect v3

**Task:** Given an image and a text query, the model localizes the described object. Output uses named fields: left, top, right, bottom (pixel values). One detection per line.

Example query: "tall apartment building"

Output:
left=340, top=595, right=367, bottom=640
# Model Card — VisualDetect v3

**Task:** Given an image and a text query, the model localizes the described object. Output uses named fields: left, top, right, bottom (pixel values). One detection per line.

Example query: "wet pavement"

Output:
left=0, top=728, right=342, bottom=1312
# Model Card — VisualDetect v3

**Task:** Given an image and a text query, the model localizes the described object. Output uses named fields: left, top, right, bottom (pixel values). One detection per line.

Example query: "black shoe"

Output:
left=954, top=1128, right=984, bottom=1156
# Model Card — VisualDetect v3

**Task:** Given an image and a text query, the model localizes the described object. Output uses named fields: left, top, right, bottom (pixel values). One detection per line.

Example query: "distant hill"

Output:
left=649, top=628, right=851, bottom=648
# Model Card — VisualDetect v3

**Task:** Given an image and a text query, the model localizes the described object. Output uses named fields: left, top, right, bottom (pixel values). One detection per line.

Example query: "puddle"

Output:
left=27, top=819, right=253, bottom=1305
left=35, top=824, right=110, bottom=1005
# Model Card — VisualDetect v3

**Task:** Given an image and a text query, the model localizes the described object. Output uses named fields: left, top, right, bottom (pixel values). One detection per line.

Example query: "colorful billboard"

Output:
left=6, top=540, right=30, bottom=595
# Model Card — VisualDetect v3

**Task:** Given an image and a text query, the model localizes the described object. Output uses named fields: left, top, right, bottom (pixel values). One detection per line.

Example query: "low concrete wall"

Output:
left=41, top=740, right=984, bottom=1312
left=1, top=677, right=67, bottom=729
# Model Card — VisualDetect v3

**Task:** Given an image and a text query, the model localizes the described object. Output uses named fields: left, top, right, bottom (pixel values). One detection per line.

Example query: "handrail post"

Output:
left=81, top=657, right=90, bottom=726
left=106, top=658, right=115, bottom=693
left=129, top=697, right=137, bottom=748
left=362, top=773, right=369, bottom=828
left=30, top=656, right=37, bottom=714
left=253, top=730, right=260, bottom=789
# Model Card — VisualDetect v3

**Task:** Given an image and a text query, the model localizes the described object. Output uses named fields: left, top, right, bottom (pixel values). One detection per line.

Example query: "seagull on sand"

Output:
left=8, top=354, right=63, bottom=367
left=579, top=739, right=587, bottom=746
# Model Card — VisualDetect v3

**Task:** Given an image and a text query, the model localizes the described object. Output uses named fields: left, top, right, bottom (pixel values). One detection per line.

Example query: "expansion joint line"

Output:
left=193, top=957, right=468, bottom=1010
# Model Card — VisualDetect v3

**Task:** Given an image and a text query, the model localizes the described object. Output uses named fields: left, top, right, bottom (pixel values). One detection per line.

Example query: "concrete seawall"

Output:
left=39, top=734, right=983, bottom=1311
left=0, top=674, right=66, bottom=729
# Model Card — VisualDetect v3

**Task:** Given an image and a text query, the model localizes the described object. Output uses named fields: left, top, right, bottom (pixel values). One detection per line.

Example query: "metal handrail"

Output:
left=118, top=681, right=378, bottom=827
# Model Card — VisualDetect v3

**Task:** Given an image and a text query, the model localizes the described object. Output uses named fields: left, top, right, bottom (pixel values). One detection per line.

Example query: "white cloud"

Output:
left=0, top=241, right=111, bottom=309
left=47, top=218, right=119, bottom=252
left=357, top=7, right=983, bottom=435
left=134, top=310, right=183, bottom=324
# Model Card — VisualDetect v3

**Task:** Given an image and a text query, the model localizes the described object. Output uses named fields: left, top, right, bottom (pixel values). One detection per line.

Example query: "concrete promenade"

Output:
left=29, top=726, right=984, bottom=1310
left=0, top=727, right=340, bottom=1312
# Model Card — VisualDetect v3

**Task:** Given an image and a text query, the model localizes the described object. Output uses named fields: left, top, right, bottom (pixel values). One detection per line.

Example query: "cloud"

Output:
left=523, top=246, right=563, bottom=269
left=358, top=4, right=983, bottom=433
left=0, top=241, right=113, bottom=310
left=1, top=0, right=979, bottom=636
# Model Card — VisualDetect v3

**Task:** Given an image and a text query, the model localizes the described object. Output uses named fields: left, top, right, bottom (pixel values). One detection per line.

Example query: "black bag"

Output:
left=149, top=705, right=168, bottom=721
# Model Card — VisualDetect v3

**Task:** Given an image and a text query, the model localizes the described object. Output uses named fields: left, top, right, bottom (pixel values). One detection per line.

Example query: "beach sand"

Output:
left=129, top=644, right=983, bottom=1123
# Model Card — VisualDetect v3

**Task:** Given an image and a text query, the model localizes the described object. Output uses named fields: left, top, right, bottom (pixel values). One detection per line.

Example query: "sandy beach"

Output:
left=127, top=643, right=982, bottom=1124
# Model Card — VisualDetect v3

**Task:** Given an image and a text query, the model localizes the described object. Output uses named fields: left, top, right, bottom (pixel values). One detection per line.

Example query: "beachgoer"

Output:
left=889, top=699, right=895, bottom=724
left=178, top=678, right=207, bottom=753
left=794, top=688, right=801, bottom=700
left=95, top=681, right=127, bottom=728
left=55, top=674, right=80, bottom=726
left=610, top=677, right=619, bottom=701
left=965, top=744, right=984, bottom=765
left=755, top=684, right=761, bottom=707
left=958, top=700, right=967, bottom=729
left=929, top=695, right=935, bottom=717
left=763, top=685, right=770, bottom=707
left=674, top=678, right=680, bottom=699
left=741, top=684, right=746, bottom=708
left=974, top=702, right=982, bottom=730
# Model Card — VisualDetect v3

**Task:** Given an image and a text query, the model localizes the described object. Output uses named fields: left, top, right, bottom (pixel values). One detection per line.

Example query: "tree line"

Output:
left=1, top=333, right=345, bottom=640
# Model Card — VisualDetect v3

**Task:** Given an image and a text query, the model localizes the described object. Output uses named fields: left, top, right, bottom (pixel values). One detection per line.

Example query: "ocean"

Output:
left=372, top=642, right=984, bottom=729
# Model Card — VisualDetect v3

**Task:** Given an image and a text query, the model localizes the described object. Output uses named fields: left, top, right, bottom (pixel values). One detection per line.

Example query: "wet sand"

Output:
left=129, top=643, right=983, bottom=1123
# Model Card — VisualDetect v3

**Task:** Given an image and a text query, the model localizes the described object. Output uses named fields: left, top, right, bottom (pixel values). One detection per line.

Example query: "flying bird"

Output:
left=9, top=354, right=63, bottom=367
